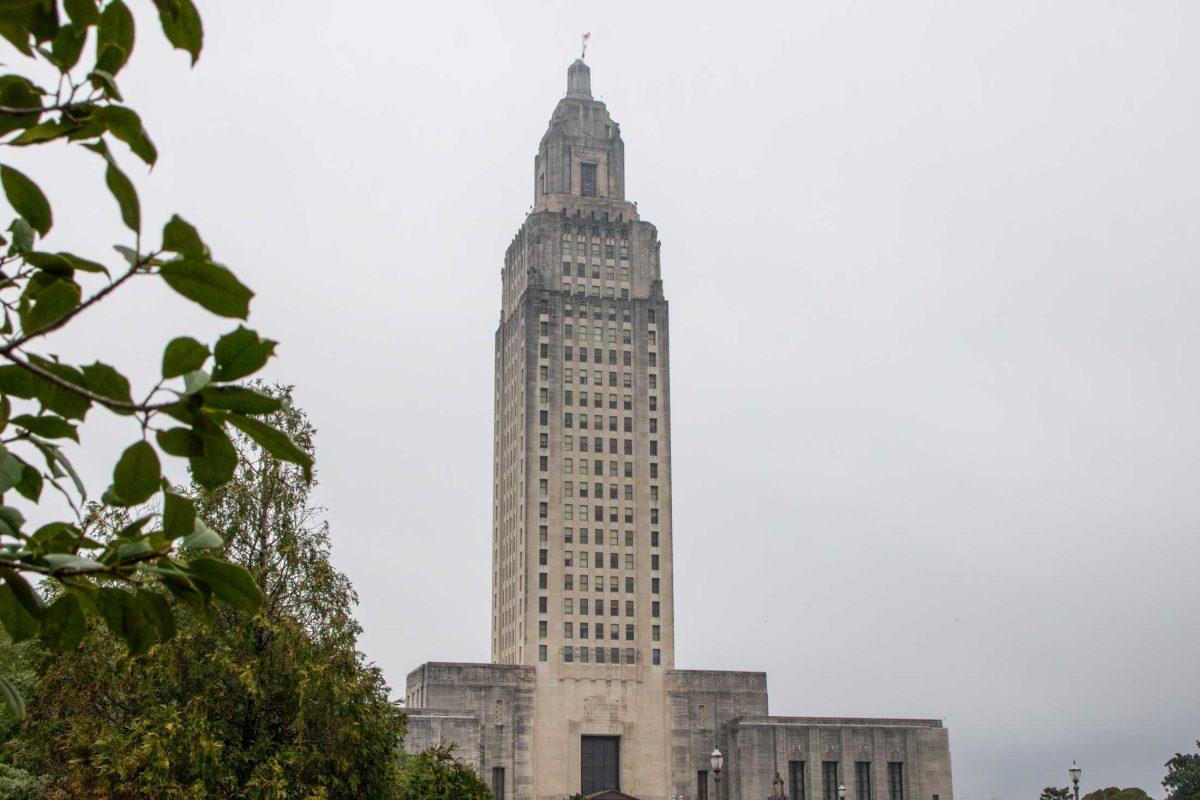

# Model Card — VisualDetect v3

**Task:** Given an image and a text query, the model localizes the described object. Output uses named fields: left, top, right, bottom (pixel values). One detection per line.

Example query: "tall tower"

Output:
left=491, top=58, right=677, bottom=796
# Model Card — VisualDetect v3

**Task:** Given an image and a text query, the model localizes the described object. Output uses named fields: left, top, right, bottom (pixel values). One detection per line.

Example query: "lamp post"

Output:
left=839, top=784, right=847, bottom=800
left=711, top=748, right=724, bottom=800
left=1069, top=762, right=1082, bottom=800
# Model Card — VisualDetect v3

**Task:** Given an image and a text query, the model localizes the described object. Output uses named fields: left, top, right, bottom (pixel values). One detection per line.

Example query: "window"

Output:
left=652, top=624, right=660, bottom=641
left=823, top=762, right=840, bottom=800
left=651, top=555, right=659, bottom=571
left=653, top=648, right=661, bottom=665
left=565, top=598, right=573, bottom=614
left=564, top=574, right=573, bottom=590
left=790, top=762, right=806, bottom=800
left=538, top=597, right=547, bottom=614
left=563, top=646, right=574, bottom=662
left=580, top=646, right=589, bottom=663
left=493, top=767, right=505, bottom=800
left=888, top=764, right=904, bottom=800
left=538, top=645, right=547, bottom=662
left=580, top=623, right=589, bottom=639
left=564, top=622, right=573, bottom=638
left=538, top=549, right=547, bottom=566
left=626, top=600, right=634, bottom=616
left=580, top=163, right=597, bottom=197
left=698, top=771, right=709, bottom=800
left=538, top=620, right=547, bottom=638
left=539, top=573, right=548, bottom=589
left=651, top=531, right=659, bottom=547
left=857, top=763, right=872, bottom=800
left=625, top=624, right=634, bottom=640
left=652, top=601, right=660, bottom=617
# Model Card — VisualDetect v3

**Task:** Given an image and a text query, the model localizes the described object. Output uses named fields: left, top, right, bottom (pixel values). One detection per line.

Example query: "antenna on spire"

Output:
left=581, top=32, right=591, bottom=60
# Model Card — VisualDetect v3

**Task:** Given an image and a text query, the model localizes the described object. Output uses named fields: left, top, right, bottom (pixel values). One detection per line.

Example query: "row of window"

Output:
left=557, top=505, right=662, bottom=524
left=562, top=262, right=632, bottom=281
left=552, top=574, right=662, bottom=594
left=557, top=529, right=662, bottom=548
left=783, top=762, right=907, bottom=800
left=544, top=458, right=638, bottom=477
left=552, top=621, right=635, bottom=640
left=538, top=645, right=661, bottom=665
left=559, top=392, right=658, bottom=411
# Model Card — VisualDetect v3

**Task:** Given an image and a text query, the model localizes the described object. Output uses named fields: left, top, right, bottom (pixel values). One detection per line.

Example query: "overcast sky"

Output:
left=8, top=2, right=1199, bottom=800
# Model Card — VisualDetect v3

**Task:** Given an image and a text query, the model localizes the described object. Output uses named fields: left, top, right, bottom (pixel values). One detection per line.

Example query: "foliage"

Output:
left=1164, top=742, right=1200, bottom=800
left=1041, top=788, right=1074, bottom=800
left=3, top=388, right=405, bottom=799
left=1082, top=789, right=1152, bottom=800
left=0, top=762, right=46, bottom=800
left=0, top=1, right=311, bottom=717
left=396, top=743, right=492, bottom=800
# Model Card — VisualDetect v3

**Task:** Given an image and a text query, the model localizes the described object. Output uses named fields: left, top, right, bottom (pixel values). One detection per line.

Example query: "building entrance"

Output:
left=581, top=735, right=620, bottom=794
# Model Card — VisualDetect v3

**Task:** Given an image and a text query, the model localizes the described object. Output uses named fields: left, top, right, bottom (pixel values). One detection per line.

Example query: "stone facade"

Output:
left=402, top=60, right=955, bottom=800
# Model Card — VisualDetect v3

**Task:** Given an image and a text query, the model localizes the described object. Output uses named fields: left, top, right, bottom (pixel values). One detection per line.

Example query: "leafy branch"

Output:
left=0, top=0, right=310, bottom=721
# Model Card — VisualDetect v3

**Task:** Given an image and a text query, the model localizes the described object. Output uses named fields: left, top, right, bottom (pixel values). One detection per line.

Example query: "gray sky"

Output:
left=8, top=2, right=1199, bottom=800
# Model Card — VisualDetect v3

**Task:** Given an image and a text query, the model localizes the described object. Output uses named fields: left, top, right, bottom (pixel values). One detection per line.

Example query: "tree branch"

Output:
left=4, top=350, right=179, bottom=413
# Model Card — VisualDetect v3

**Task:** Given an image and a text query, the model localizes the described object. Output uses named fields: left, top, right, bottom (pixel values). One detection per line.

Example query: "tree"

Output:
left=1164, top=742, right=1200, bottom=800
left=0, top=1, right=311, bottom=718
left=1082, top=788, right=1152, bottom=800
left=1041, top=788, right=1073, bottom=800
left=4, top=388, right=405, bottom=799
left=397, top=743, right=492, bottom=800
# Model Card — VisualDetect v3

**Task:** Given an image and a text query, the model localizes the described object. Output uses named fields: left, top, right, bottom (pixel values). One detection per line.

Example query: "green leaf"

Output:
left=188, top=423, right=236, bottom=489
left=28, top=521, right=80, bottom=554
left=182, top=369, right=209, bottom=395
left=109, top=441, right=160, bottom=506
left=81, top=361, right=133, bottom=412
left=136, top=589, right=176, bottom=643
left=159, top=260, right=252, bottom=319
left=200, top=386, right=282, bottom=415
left=95, top=0, right=134, bottom=75
left=8, top=218, right=34, bottom=254
left=96, top=587, right=155, bottom=656
left=0, top=584, right=39, bottom=642
left=28, top=355, right=91, bottom=420
left=0, top=448, right=26, bottom=493
left=0, top=675, right=24, bottom=721
left=1, top=165, right=52, bottom=236
left=22, top=251, right=74, bottom=275
left=39, top=593, right=85, bottom=650
left=0, top=365, right=38, bottom=399
left=162, top=214, right=206, bottom=258
left=15, top=464, right=42, bottom=501
left=64, top=0, right=99, bottom=26
left=0, top=506, right=24, bottom=539
left=0, top=0, right=58, bottom=55
left=104, top=159, right=139, bottom=232
left=10, top=413, right=77, bottom=441
left=41, top=553, right=103, bottom=573
left=48, top=21, right=86, bottom=71
left=8, top=118, right=73, bottom=146
left=226, top=414, right=312, bottom=480
left=213, top=326, right=277, bottom=382
left=156, top=426, right=198, bottom=457
left=161, top=336, right=209, bottom=378
left=24, top=278, right=81, bottom=333
left=0, top=75, right=44, bottom=137
left=2, top=572, right=44, bottom=620
left=179, top=517, right=222, bottom=550
left=99, top=106, right=157, bottom=166
left=162, top=491, right=194, bottom=538
left=88, top=69, right=122, bottom=101
left=57, top=251, right=108, bottom=274
left=153, top=0, right=202, bottom=65
left=187, top=557, right=262, bottom=614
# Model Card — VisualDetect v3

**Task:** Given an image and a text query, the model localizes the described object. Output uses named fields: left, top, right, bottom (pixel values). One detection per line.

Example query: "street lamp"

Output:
left=839, top=784, right=847, bottom=800
left=1069, top=762, right=1082, bottom=800
left=711, top=748, right=724, bottom=799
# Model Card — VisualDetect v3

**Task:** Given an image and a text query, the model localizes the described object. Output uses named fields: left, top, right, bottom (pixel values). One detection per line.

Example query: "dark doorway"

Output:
left=581, top=735, right=620, bottom=794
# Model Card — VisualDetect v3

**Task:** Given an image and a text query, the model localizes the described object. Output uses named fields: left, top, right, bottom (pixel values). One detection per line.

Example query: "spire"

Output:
left=567, top=59, right=591, bottom=98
